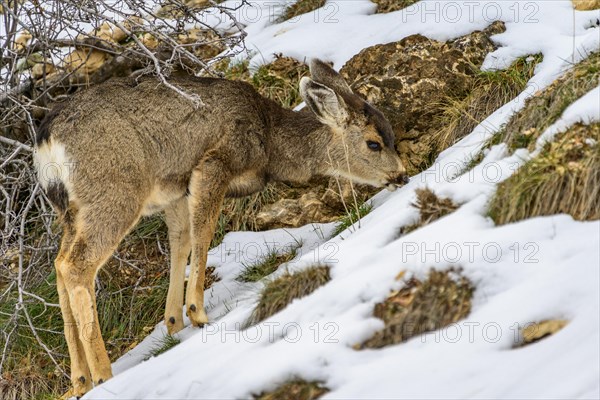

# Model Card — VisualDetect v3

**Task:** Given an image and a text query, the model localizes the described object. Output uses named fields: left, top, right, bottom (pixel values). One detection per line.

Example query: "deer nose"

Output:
left=389, top=173, right=410, bottom=187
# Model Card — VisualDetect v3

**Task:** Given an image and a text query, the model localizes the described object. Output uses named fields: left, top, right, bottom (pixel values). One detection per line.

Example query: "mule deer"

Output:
left=34, top=59, right=408, bottom=396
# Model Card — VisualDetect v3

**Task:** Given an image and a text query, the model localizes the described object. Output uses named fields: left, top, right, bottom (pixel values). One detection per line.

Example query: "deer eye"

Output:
left=367, top=141, right=382, bottom=151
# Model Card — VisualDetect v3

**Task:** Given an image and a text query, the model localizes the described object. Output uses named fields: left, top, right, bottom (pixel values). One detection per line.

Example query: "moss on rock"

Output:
left=341, top=22, right=507, bottom=175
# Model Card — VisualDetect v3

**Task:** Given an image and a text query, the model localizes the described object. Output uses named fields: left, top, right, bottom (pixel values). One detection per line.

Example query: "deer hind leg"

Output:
left=185, top=157, right=228, bottom=326
left=164, top=198, right=191, bottom=334
left=56, top=204, right=141, bottom=387
left=55, top=209, right=92, bottom=396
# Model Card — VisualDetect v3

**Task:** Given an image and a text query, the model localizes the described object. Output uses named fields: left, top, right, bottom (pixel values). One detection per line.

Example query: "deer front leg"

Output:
left=185, top=156, right=229, bottom=326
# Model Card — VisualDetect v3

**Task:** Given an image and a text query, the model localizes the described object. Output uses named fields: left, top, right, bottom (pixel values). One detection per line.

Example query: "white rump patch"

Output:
left=34, top=139, right=76, bottom=197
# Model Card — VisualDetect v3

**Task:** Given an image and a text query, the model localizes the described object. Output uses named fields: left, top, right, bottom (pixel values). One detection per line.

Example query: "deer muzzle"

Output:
left=386, top=174, right=410, bottom=191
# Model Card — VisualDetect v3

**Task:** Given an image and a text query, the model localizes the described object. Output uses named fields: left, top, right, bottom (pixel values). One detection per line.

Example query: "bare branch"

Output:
left=0, top=0, right=247, bottom=387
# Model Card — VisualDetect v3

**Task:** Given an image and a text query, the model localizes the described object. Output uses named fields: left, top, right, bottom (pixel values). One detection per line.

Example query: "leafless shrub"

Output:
left=0, top=0, right=246, bottom=394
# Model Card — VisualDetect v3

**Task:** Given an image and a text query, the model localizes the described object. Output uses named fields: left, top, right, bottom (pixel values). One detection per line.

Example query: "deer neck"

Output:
left=266, top=106, right=333, bottom=184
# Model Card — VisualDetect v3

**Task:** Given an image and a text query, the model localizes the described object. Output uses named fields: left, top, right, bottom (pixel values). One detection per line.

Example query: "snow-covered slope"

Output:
left=85, top=1, right=600, bottom=398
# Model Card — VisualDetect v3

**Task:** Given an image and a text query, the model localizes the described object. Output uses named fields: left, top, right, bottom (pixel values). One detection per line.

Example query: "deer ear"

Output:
left=309, top=59, right=353, bottom=97
left=300, top=77, right=348, bottom=127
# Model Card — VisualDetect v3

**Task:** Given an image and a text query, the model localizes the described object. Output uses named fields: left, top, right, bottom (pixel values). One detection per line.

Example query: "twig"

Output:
left=16, top=183, right=67, bottom=378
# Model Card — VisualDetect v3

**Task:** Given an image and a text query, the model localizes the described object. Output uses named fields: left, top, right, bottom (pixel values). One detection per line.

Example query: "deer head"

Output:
left=300, top=59, right=408, bottom=191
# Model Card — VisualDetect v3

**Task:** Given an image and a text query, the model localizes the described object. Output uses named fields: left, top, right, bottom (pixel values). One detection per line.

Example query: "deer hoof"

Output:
left=166, top=316, right=184, bottom=334
left=93, top=370, right=112, bottom=387
left=65, top=376, right=91, bottom=399
left=187, top=305, right=208, bottom=327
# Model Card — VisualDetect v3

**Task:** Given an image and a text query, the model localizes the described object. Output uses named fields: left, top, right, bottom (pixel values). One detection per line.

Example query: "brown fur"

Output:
left=34, top=59, right=407, bottom=396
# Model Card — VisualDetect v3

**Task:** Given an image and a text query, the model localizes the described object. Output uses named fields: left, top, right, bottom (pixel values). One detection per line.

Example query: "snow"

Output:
left=77, top=1, right=600, bottom=399
left=206, top=0, right=600, bottom=74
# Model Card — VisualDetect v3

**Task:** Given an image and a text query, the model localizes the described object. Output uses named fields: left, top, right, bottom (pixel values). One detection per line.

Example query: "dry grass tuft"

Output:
left=204, top=265, right=221, bottom=289
left=489, top=123, right=600, bottom=225
left=247, top=266, right=331, bottom=326
left=254, top=380, right=329, bottom=400
left=402, top=188, right=458, bottom=234
left=0, top=371, right=58, bottom=400
left=372, top=0, right=419, bottom=13
left=277, top=0, right=326, bottom=22
left=430, top=55, right=542, bottom=158
left=502, top=52, right=599, bottom=151
left=359, top=269, right=473, bottom=349
left=412, top=188, right=459, bottom=226
left=515, top=320, right=569, bottom=347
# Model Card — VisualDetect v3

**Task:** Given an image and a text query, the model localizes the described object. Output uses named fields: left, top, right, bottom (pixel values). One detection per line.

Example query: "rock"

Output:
left=177, top=28, right=225, bottom=60
left=13, top=30, right=31, bottom=53
left=252, top=178, right=376, bottom=231
left=63, top=48, right=110, bottom=76
left=341, top=21, right=505, bottom=175
left=320, top=179, right=377, bottom=211
left=519, top=320, right=569, bottom=346
left=140, top=33, right=159, bottom=49
left=572, top=0, right=600, bottom=10
left=62, top=22, right=132, bottom=78
left=91, top=22, right=128, bottom=44
left=254, top=191, right=339, bottom=230
left=31, top=61, right=56, bottom=80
